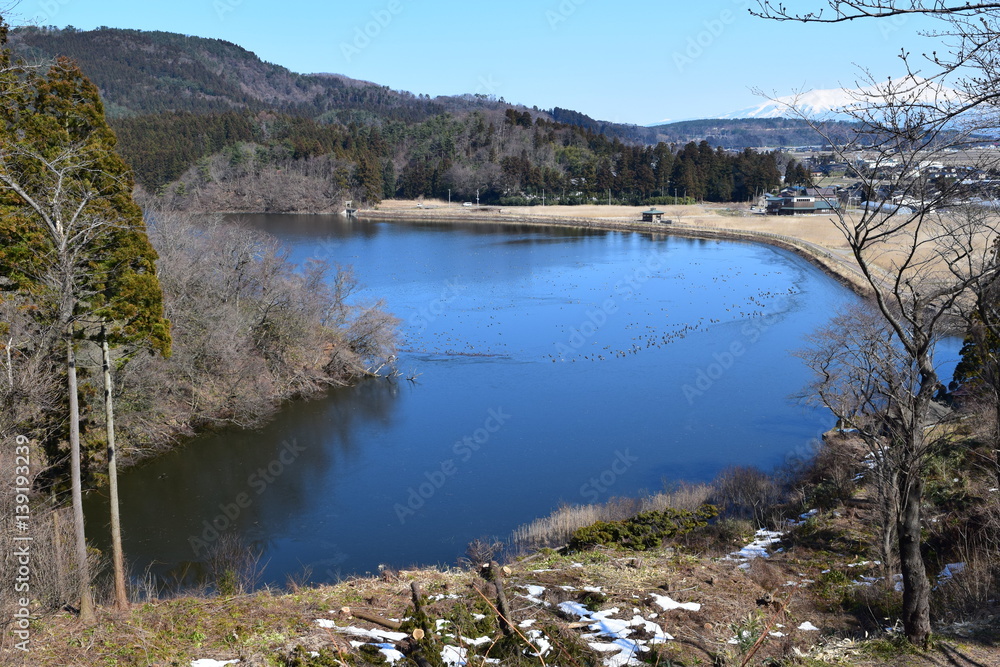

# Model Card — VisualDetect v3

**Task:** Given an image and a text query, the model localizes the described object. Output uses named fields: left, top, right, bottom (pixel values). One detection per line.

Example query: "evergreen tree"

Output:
left=0, top=32, right=170, bottom=618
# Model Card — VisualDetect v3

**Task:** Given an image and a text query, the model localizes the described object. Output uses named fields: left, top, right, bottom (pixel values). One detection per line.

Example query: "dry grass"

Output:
left=375, top=197, right=709, bottom=221
left=509, top=483, right=712, bottom=550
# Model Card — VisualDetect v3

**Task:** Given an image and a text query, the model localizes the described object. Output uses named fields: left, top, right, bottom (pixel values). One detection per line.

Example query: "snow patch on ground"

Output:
left=939, top=562, right=966, bottom=581
left=787, top=509, right=819, bottom=527
left=558, top=599, right=672, bottom=666
left=525, top=628, right=553, bottom=657
left=798, top=621, right=820, bottom=631
left=650, top=594, right=701, bottom=612
left=727, top=529, right=785, bottom=562
left=315, top=620, right=408, bottom=642
left=191, top=661, right=239, bottom=667
left=441, top=645, right=467, bottom=666
left=520, top=584, right=550, bottom=606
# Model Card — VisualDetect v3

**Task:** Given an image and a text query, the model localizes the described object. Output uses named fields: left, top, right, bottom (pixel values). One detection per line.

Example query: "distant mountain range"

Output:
left=707, top=83, right=960, bottom=121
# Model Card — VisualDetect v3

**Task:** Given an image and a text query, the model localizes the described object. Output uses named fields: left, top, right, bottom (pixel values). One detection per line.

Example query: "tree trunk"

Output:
left=5, top=337, right=12, bottom=390
left=897, top=466, right=930, bottom=646
left=52, top=510, right=67, bottom=604
left=68, top=336, right=95, bottom=624
left=876, top=463, right=899, bottom=580
left=994, top=391, right=1000, bottom=489
left=102, top=329, right=128, bottom=609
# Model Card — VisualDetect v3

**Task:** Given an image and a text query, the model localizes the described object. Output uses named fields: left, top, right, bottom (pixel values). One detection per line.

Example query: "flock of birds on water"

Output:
left=404, top=268, right=802, bottom=364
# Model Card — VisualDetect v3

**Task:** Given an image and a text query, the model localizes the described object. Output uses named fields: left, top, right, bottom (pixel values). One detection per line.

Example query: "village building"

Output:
left=765, top=188, right=841, bottom=215
left=641, top=208, right=668, bottom=223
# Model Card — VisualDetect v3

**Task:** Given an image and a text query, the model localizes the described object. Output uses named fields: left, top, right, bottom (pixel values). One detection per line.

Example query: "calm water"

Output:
left=85, top=215, right=909, bottom=586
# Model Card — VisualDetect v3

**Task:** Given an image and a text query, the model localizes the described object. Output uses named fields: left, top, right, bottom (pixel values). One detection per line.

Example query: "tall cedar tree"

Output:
left=0, top=23, right=170, bottom=620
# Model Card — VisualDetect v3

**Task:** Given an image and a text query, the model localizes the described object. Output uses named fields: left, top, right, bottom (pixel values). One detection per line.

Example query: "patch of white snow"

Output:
left=650, top=594, right=701, bottom=612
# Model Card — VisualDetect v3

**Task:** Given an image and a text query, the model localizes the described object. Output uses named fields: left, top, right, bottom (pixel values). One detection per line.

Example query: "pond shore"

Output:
left=357, top=199, right=873, bottom=296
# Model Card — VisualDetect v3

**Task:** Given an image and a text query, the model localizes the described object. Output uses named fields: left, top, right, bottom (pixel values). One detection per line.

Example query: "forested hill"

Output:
left=650, top=118, right=857, bottom=150
left=9, top=26, right=447, bottom=121
left=10, top=26, right=842, bottom=148
left=7, top=26, right=799, bottom=211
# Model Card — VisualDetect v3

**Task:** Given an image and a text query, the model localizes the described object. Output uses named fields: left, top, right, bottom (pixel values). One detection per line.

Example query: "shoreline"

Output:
left=355, top=204, right=873, bottom=297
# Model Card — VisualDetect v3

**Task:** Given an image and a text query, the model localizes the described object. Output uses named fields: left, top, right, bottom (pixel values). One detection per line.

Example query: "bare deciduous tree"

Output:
left=753, top=2, right=1000, bottom=645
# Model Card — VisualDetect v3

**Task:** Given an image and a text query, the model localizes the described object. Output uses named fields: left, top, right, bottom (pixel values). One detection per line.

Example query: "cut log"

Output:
left=340, top=607, right=402, bottom=631
left=483, top=561, right=514, bottom=637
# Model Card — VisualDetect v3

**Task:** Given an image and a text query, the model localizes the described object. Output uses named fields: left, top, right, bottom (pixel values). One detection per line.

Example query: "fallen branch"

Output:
left=740, top=589, right=795, bottom=667
left=483, top=562, right=514, bottom=637
left=471, top=584, right=547, bottom=666
left=339, top=606, right=401, bottom=631
left=410, top=581, right=430, bottom=633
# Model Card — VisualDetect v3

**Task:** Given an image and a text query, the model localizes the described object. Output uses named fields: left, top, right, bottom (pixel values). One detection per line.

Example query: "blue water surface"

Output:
left=85, top=216, right=876, bottom=585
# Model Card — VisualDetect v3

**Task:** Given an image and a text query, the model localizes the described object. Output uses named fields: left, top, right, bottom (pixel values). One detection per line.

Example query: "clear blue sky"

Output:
left=13, top=0, right=941, bottom=125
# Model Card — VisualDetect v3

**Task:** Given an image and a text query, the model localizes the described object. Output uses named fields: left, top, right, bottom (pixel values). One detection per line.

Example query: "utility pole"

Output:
left=476, top=188, right=480, bottom=208
left=542, top=189, right=545, bottom=206
left=608, top=188, right=611, bottom=206
left=448, top=189, right=451, bottom=206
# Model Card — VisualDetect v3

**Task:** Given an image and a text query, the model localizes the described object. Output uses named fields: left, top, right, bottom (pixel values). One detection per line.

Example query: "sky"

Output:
left=11, top=0, right=944, bottom=125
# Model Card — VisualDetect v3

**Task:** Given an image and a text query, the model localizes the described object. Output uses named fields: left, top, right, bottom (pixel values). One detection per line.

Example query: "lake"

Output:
left=84, top=215, right=919, bottom=588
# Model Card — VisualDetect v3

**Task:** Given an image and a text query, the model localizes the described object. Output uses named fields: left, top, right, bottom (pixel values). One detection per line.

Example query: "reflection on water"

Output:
left=85, top=215, right=859, bottom=588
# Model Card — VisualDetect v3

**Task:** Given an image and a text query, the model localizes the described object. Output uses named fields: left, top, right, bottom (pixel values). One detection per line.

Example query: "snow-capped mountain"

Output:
left=713, top=83, right=958, bottom=121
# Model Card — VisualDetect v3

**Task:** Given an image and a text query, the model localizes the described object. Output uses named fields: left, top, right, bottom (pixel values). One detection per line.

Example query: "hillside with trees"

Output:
left=649, top=117, right=859, bottom=149
left=9, top=27, right=794, bottom=212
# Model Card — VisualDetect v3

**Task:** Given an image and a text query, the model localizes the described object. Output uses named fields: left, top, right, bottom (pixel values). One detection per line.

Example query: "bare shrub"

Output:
left=932, top=555, right=997, bottom=622
left=0, top=299, right=63, bottom=462
left=204, top=532, right=263, bottom=596
left=683, top=517, right=756, bottom=557
left=0, top=482, right=100, bottom=620
left=802, top=432, right=867, bottom=509
left=113, top=210, right=400, bottom=445
left=746, top=558, right=786, bottom=593
left=709, top=466, right=783, bottom=527
left=928, top=484, right=1000, bottom=621
left=460, top=537, right=507, bottom=569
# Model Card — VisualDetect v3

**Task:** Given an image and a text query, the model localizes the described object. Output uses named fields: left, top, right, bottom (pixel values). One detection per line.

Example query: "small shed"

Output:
left=642, top=208, right=667, bottom=223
